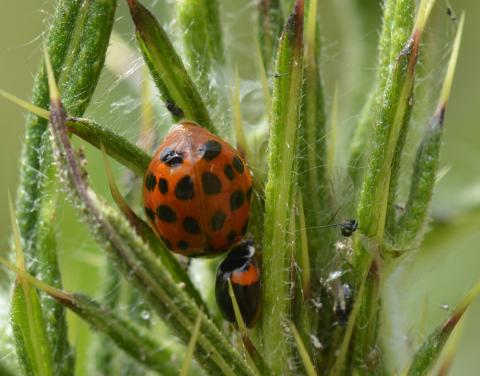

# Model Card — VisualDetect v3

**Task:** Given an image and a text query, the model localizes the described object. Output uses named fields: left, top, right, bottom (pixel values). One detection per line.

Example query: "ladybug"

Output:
left=143, top=121, right=253, bottom=256
left=215, top=239, right=261, bottom=327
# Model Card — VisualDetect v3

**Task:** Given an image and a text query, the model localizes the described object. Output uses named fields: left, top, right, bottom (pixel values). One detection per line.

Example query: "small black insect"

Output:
left=339, top=219, right=358, bottom=237
left=317, top=219, right=359, bottom=237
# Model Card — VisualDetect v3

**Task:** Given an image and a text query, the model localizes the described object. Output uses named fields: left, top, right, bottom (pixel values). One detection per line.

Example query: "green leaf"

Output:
left=358, top=0, right=420, bottom=245
left=1, top=258, right=179, bottom=376
left=257, top=0, right=283, bottom=71
left=9, top=199, right=53, bottom=376
left=127, top=0, right=216, bottom=134
left=288, top=321, right=317, bottom=376
left=177, top=0, right=229, bottom=137
left=180, top=312, right=203, bottom=376
left=46, top=59, right=254, bottom=376
left=13, top=0, right=117, bottom=373
left=348, top=0, right=413, bottom=197
left=261, top=1, right=304, bottom=373
left=407, top=280, right=480, bottom=375
left=394, top=14, right=464, bottom=250
left=0, top=90, right=149, bottom=177
left=68, top=117, right=150, bottom=176
left=298, top=0, right=331, bottom=274
left=11, top=283, right=53, bottom=376
left=68, top=293, right=180, bottom=376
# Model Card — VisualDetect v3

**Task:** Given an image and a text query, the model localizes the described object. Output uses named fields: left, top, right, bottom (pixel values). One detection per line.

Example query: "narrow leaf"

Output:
left=257, top=0, right=283, bottom=71
left=177, top=0, right=229, bottom=138
left=394, top=14, right=464, bottom=249
left=348, top=0, right=414, bottom=194
left=407, top=280, right=480, bottom=375
left=288, top=321, right=317, bottom=376
left=261, top=1, right=304, bottom=373
left=180, top=312, right=203, bottom=376
left=1, top=258, right=179, bottom=376
left=127, top=0, right=216, bottom=133
left=298, top=0, right=331, bottom=273
left=9, top=198, right=53, bottom=376
left=227, top=280, right=264, bottom=376
left=357, top=0, right=434, bottom=243
left=0, top=92, right=150, bottom=176
left=13, top=2, right=117, bottom=372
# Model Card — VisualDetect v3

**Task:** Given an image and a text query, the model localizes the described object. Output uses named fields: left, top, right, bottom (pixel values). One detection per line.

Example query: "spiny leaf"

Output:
left=261, top=1, right=304, bottom=372
left=288, top=321, right=317, bottom=376
left=9, top=197, right=53, bottom=376
left=357, top=0, right=435, bottom=244
left=407, top=280, right=480, bottom=375
left=13, top=0, right=117, bottom=372
left=180, top=312, right=203, bottom=376
left=0, top=90, right=150, bottom=175
left=127, top=0, right=215, bottom=133
left=257, top=0, right=283, bottom=71
left=177, top=0, right=229, bottom=138
left=0, top=257, right=179, bottom=375
left=298, top=0, right=331, bottom=274
left=394, top=14, right=465, bottom=250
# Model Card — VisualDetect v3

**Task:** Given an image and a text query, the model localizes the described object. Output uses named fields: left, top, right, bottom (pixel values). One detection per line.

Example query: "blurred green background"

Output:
left=1, top=0, right=479, bottom=374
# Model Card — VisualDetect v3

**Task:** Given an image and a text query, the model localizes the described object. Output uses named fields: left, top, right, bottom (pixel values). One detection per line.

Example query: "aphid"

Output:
left=317, top=219, right=359, bottom=237
left=143, top=121, right=253, bottom=256
left=215, top=239, right=261, bottom=328
left=333, top=283, right=353, bottom=326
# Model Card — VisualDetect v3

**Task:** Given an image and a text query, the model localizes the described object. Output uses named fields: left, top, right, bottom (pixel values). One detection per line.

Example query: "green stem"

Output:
left=261, top=1, right=304, bottom=373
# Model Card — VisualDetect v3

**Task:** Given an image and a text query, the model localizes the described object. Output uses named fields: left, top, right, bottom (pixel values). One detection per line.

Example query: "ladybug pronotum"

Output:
left=143, top=121, right=253, bottom=257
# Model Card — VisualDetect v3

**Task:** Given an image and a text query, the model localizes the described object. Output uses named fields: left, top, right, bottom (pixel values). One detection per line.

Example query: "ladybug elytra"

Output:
left=143, top=121, right=253, bottom=257
left=215, top=239, right=261, bottom=328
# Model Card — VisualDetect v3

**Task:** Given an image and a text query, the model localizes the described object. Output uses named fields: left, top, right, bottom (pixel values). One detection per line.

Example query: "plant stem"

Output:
left=261, top=1, right=304, bottom=373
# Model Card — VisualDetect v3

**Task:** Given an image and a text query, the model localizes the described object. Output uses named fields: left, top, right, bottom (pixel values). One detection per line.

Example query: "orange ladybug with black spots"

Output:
left=143, top=121, right=253, bottom=257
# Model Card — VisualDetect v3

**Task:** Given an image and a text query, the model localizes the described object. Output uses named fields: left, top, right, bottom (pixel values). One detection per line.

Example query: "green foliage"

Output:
left=1, top=0, right=476, bottom=375
left=127, top=0, right=215, bottom=134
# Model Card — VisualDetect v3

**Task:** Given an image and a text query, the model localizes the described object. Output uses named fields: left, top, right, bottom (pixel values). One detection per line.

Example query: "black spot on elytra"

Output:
left=145, top=207, right=155, bottom=221
left=241, top=219, right=249, bottom=236
left=232, top=155, right=244, bottom=174
left=223, top=164, right=235, bottom=181
left=175, top=175, right=195, bottom=200
left=178, top=240, right=189, bottom=251
left=202, top=172, right=222, bottom=195
left=145, top=173, right=157, bottom=191
left=230, top=190, right=245, bottom=211
left=160, top=147, right=184, bottom=167
left=246, top=186, right=253, bottom=202
left=199, top=140, right=222, bottom=161
left=227, top=230, right=237, bottom=243
left=183, top=217, right=200, bottom=235
left=161, top=237, right=172, bottom=249
left=156, top=205, right=177, bottom=223
left=211, top=211, right=226, bottom=231
left=158, top=178, right=168, bottom=194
